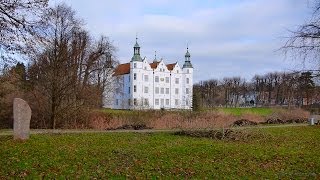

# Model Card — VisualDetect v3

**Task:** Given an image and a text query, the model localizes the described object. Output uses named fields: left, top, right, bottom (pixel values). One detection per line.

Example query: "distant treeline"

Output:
left=194, top=71, right=320, bottom=108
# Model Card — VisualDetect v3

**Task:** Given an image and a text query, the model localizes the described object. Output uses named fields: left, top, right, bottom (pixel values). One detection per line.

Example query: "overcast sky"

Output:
left=51, top=0, right=312, bottom=82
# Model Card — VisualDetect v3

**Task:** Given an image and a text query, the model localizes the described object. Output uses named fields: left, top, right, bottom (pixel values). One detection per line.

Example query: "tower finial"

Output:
left=136, top=32, right=138, bottom=42
left=187, top=42, right=189, bottom=52
left=154, top=51, right=157, bottom=62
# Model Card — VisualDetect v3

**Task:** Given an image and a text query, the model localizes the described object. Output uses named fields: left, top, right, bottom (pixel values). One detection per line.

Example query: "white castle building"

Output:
left=110, top=38, right=193, bottom=110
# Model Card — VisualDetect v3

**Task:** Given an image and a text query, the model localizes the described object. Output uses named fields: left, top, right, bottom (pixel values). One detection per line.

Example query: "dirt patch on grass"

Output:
left=174, top=129, right=262, bottom=141
left=232, top=119, right=258, bottom=127
left=106, top=124, right=152, bottom=130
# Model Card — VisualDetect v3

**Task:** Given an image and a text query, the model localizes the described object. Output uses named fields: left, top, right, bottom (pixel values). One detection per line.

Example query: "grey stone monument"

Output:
left=13, top=98, right=31, bottom=140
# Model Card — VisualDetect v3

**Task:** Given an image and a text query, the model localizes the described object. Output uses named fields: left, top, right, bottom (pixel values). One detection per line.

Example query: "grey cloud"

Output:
left=50, top=0, right=311, bottom=82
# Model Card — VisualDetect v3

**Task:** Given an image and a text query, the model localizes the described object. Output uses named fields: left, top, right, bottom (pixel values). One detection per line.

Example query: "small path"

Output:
left=0, top=124, right=309, bottom=136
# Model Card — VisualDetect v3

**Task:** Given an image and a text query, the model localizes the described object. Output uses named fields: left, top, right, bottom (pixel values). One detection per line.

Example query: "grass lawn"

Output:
left=0, top=126, right=319, bottom=178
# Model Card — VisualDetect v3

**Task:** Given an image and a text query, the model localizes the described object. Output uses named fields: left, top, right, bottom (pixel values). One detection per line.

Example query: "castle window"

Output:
left=155, top=87, right=159, bottom=94
left=186, top=78, right=189, bottom=84
left=116, top=99, right=119, bottom=106
left=175, top=99, right=179, bottom=106
left=186, top=100, right=189, bottom=106
left=144, top=99, right=149, bottom=106
left=134, top=98, right=137, bottom=106
left=161, top=99, right=164, bottom=106
left=187, top=69, right=190, bottom=73
left=165, top=77, right=169, bottom=83
left=186, top=88, right=189, bottom=94
left=175, top=78, right=179, bottom=84
left=128, top=99, right=131, bottom=106
left=144, top=67, right=147, bottom=70
left=166, top=99, right=169, bottom=106
left=128, top=87, right=130, bottom=93
left=144, top=86, right=148, bottom=93
left=134, top=73, right=137, bottom=80
left=160, top=88, right=164, bottom=94
left=166, top=88, right=169, bottom=94
left=155, top=76, right=159, bottom=82
left=155, top=99, right=159, bottom=105
left=175, top=88, right=179, bottom=95
left=134, top=63, right=137, bottom=68
left=134, top=85, right=137, bottom=92
left=144, top=75, right=148, bottom=82
left=177, top=70, right=179, bottom=73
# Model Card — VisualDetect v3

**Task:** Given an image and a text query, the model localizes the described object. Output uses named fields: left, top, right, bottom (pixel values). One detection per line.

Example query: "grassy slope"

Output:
left=0, top=126, right=319, bottom=178
left=218, top=107, right=274, bottom=117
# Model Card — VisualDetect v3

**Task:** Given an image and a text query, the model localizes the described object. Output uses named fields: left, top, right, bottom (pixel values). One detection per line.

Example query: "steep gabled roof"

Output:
left=113, top=63, right=130, bottom=76
left=150, top=62, right=159, bottom=69
left=166, top=63, right=177, bottom=71
left=114, top=61, right=178, bottom=76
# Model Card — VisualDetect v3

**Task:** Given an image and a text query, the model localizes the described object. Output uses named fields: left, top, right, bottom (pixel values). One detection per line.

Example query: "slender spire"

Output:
left=136, top=32, right=138, bottom=43
left=153, top=50, right=157, bottom=62
left=185, top=44, right=190, bottom=58
left=134, top=33, right=140, bottom=48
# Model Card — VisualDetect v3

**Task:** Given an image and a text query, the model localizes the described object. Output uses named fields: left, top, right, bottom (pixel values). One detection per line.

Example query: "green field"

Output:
left=0, top=126, right=319, bottom=178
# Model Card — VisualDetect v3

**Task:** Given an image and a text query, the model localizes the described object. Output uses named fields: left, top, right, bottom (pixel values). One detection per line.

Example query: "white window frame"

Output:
left=175, top=99, right=179, bottom=106
left=165, top=88, right=169, bottom=94
left=165, top=99, right=169, bottom=106
left=165, top=77, right=169, bottom=83
left=175, top=78, right=179, bottom=84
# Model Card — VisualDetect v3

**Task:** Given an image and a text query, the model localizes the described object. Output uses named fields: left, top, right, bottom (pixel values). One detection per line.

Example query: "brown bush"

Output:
left=240, top=112, right=265, bottom=123
left=66, top=108, right=311, bottom=130
left=265, top=108, right=309, bottom=123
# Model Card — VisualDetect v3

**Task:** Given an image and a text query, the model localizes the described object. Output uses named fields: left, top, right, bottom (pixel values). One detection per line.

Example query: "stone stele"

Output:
left=13, top=98, right=31, bottom=140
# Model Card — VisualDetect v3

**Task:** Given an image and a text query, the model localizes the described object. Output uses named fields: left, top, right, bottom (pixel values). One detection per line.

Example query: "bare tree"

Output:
left=28, top=3, right=117, bottom=129
left=282, top=0, right=320, bottom=73
left=0, top=0, right=49, bottom=64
